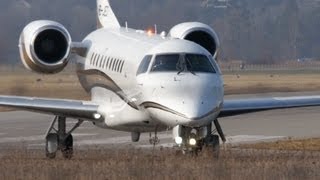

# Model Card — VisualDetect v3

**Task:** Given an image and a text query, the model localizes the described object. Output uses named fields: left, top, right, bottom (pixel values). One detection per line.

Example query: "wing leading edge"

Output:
left=0, top=95, right=99, bottom=120
left=220, top=95, right=320, bottom=117
left=2, top=95, right=320, bottom=120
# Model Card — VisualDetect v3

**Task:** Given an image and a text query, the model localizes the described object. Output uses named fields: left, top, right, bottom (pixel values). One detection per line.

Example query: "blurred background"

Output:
left=1, top=0, right=320, bottom=66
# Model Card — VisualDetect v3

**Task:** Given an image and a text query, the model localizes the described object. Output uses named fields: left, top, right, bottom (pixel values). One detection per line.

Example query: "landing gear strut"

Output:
left=200, top=119, right=226, bottom=155
left=149, top=127, right=160, bottom=146
left=45, top=116, right=83, bottom=159
left=214, top=119, right=226, bottom=143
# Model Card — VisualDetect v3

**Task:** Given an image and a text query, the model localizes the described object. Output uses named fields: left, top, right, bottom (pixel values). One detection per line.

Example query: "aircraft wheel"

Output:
left=205, top=134, right=220, bottom=158
left=46, top=133, right=58, bottom=159
left=211, top=135, right=220, bottom=158
left=61, top=134, right=73, bottom=159
left=180, top=142, right=203, bottom=156
left=180, top=147, right=198, bottom=156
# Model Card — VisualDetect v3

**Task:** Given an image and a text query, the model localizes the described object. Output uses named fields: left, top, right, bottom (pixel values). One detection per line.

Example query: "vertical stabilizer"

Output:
left=97, top=0, right=120, bottom=29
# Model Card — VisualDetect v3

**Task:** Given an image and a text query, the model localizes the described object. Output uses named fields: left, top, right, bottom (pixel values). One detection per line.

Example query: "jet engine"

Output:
left=169, top=22, right=220, bottom=58
left=19, top=20, right=72, bottom=74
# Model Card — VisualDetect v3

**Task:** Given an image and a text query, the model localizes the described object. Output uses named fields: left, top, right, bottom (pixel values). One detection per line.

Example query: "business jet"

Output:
left=3, top=0, right=320, bottom=158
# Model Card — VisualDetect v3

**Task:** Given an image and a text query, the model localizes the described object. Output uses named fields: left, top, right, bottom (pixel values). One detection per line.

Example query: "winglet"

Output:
left=97, top=0, right=120, bottom=29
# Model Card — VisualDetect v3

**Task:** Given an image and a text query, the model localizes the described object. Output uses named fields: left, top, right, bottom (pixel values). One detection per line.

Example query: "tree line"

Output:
left=0, top=0, right=319, bottom=64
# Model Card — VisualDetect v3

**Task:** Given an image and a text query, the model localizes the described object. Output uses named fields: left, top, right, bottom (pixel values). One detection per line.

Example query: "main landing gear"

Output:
left=131, top=129, right=160, bottom=147
left=149, top=127, right=160, bottom=146
left=173, top=119, right=226, bottom=156
left=45, top=116, right=83, bottom=159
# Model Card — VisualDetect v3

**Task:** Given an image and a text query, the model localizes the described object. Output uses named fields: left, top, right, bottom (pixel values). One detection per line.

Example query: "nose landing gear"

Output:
left=214, top=119, right=226, bottom=143
left=45, top=116, right=83, bottom=159
left=174, top=119, right=226, bottom=156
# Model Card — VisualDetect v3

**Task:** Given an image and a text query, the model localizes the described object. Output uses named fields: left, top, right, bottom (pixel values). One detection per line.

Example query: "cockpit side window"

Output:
left=210, top=56, right=222, bottom=74
left=151, top=54, right=180, bottom=72
left=136, top=55, right=152, bottom=75
left=185, top=54, right=216, bottom=73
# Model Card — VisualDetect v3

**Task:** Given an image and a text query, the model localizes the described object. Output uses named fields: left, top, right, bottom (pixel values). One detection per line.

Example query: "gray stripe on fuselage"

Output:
left=77, top=69, right=139, bottom=110
left=140, top=101, right=219, bottom=120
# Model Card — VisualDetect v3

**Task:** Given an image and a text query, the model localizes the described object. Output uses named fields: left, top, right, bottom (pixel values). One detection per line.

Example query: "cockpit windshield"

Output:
left=150, top=54, right=216, bottom=73
left=151, top=54, right=180, bottom=72
left=185, top=54, right=216, bottom=73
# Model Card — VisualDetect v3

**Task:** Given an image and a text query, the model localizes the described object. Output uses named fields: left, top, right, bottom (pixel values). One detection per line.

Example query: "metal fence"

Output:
left=219, top=61, right=320, bottom=72
left=2, top=61, right=320, bottom=73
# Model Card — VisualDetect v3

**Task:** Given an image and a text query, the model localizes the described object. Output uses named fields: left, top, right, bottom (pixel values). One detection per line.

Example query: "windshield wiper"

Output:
left=176, top=57, right=186, bottom=75
left=186, top=58, right=196, bottom=75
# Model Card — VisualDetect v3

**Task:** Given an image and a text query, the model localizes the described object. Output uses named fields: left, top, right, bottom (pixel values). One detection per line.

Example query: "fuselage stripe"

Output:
left=77, top=69, right=139, bottom=110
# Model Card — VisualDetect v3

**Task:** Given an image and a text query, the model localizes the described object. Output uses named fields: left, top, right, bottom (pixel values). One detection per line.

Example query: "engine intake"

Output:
left=19, top=20, right=72, bottom=74
left=169, top=22, right=220, bottom=58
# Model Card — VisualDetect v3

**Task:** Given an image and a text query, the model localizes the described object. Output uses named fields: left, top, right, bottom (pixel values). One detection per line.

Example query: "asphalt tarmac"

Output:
left=0, top=92, right=320, bottom=150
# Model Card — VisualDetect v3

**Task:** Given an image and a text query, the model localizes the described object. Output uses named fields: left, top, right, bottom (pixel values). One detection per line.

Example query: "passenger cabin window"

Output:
left=92, top=53, right=97, bottom=65
left=136, top=55, right=152, bottom=75
left=109, top=58, right=113, bottom=69
left=106, top=57, right=110, bottom=69
left=90, top=53, right=94, bottom=65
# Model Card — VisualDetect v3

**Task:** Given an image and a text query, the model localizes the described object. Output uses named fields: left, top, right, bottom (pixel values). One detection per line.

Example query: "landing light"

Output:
left=175, top=137, right=183, bottom=145
left=93, top=113, right=102, bottom=120
left=189, top=138, right=197, bottom=146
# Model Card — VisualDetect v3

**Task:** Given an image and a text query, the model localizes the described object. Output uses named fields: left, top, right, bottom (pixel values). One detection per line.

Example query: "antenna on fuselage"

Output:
left=125, top=21, right=128, bottom=32
left=154, top=24, right=158, bottom=35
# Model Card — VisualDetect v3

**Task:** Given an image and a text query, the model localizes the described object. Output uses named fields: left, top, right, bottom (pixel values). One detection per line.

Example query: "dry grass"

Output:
left=224, top=73, right=320, bottom=94
left=2, top=69, right=320, bottom=99
left=1, top=146, right=320, bottom=180
left=0, top=72, right=88, bottom=100
left=240, top=138, right=320, bottom=151
left=0, top=71, right=89, bottom=112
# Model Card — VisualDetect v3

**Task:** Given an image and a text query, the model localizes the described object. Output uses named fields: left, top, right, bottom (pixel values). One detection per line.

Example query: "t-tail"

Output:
left=97, top=0, right=120, bottom=29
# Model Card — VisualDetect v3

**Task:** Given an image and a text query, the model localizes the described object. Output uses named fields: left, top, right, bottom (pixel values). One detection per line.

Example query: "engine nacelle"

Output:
left=169, top=22, right=220, bottom=58
left=19, top=20, right=72, bottom=74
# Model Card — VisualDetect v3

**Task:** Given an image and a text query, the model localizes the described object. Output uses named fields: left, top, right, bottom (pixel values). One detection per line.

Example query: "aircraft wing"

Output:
left=0, top=95, right=99, bottom=120
left=220, top=95, right=320, bottom=117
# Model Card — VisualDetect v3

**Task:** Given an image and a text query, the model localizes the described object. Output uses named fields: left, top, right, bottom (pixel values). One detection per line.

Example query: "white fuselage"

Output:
left=76, top=27, right=224, bottom=132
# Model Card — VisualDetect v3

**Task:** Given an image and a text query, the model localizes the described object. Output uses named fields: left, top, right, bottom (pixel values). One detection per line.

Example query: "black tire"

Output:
left=46, top=133, right=59, bottom=159
left=181, top=147, right=198, bottom=156
left=204, top=134, right=220, bottom=158
left=61, top=134, right=73, bottom=159
left=211, top=135, right=220, bottom=158
left=131, top=132, right=141, bottom=142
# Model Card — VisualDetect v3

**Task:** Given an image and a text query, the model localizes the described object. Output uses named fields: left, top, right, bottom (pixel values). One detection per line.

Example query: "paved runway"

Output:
left=0, top=92, right=320, bottom=150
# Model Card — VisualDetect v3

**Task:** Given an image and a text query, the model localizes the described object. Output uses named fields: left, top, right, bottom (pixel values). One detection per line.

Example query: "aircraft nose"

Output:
left=138, top=73, right=224, bottom=126
left=142, top=92, right=222, bottom=126
left=177, top=95, right=221, bottom=119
